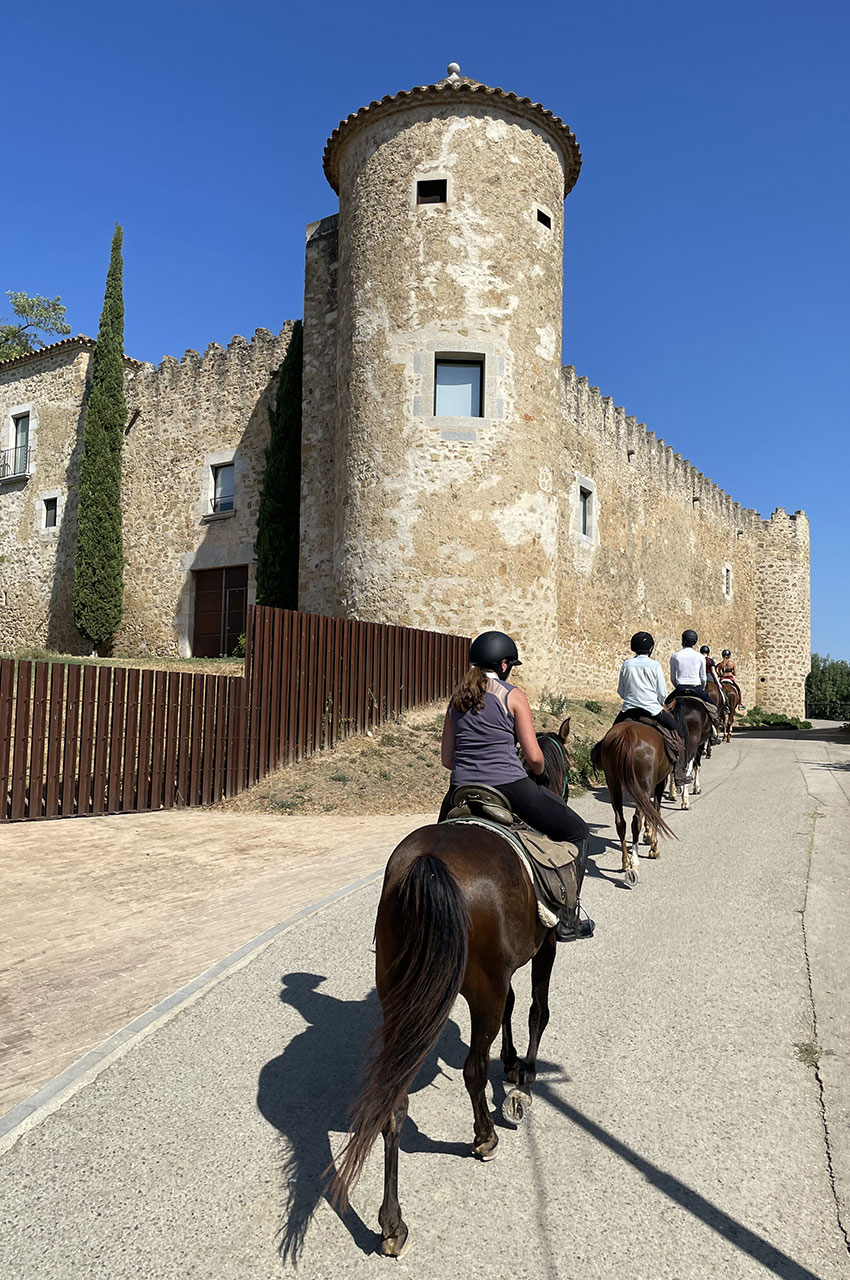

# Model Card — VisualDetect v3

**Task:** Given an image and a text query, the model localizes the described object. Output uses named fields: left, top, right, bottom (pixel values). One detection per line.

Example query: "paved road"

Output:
left=1, top=727, right=848, bottom=1279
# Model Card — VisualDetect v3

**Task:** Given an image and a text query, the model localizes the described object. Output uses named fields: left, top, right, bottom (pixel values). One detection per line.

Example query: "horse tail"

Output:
left=608, top=728, right=676, bottom=840
left=329, top=853, right=469, bottom=1209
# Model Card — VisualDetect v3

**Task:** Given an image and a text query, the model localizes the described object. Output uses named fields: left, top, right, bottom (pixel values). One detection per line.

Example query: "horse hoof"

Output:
left=625, top=865, right=638, bottom=887
left=472, top=1133, right=499, bottom=1161
left=380, top=1225, right=410, bottom=1258
left=504, top=1063, right=521, bottom=1085
left=502, top=1089, right=531, bottom=1127
left=648, top=848, right=660, bottom=860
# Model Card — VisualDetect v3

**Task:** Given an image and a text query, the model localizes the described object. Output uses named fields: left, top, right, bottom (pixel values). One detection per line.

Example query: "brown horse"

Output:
left=328, top=725, right=576, bottom=1257
left=666, top=697, right=713, bottom=809
left=591, top=721, right=674, bottom=886
left=705, top=681, right=724, bottom=758
left=719, top=680, right=740, bottom=742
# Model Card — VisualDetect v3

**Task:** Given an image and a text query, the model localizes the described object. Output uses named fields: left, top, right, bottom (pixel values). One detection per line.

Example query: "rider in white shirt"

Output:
left=612, top=631, right=687, bottom=776
left=669, top=630, right=716, bottom=709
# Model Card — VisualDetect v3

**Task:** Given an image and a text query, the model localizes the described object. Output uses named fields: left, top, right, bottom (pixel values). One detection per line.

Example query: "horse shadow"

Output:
left=256, top=970, right=468, bottom=1265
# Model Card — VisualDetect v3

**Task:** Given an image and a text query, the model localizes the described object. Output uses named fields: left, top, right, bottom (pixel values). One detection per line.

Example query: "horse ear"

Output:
left=559, top=717, right=571, bottom=741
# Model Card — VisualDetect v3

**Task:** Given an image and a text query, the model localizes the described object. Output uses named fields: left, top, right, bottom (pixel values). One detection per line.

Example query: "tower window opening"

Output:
left=724, top=566, right=732, bottom=598
left=536, top=208, right=552, bottom=229
left=44, top=497, right=58, bottom=528
left=579, top=487, right=592, bottom=536
left=417, top=179, right=447, bottom=205
left=434, top=358, right=484, bottom=417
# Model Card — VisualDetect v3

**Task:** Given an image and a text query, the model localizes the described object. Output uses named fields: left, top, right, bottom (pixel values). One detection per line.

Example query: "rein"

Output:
left=539, top=733, right=569, bottom=799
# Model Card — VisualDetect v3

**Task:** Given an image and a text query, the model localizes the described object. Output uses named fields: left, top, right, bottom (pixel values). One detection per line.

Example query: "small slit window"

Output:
left=417, top=179, right=447, bottom=205
left=44, top=497, right=57, bottom=528
left=579, top=487, right=592, bottom=536
left=537, top=208, right=552, bottom=229
left=434, top=359, right=483, bottom=417
left=724, top=566, right=732, bottom=598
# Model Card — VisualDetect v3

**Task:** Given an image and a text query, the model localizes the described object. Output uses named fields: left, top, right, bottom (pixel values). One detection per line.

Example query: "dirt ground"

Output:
left=221, top=696, right=618, bottom=817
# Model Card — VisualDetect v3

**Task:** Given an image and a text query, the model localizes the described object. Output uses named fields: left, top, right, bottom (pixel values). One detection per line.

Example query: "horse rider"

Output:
left=669, top=630, right=720, bottom=721
left=716, top=649, right=746, bottom=712
left=700, top=645, right=723, bottom=742
left=439, top=630, right=594, bottom=942
left=613, top=631, right=688, bottom=778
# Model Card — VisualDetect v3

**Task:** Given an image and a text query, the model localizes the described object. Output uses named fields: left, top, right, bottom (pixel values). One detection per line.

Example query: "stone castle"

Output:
left=0, top=66, right=810, bottom=715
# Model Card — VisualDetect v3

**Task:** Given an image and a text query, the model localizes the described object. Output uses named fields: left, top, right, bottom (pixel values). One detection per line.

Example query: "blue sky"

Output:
left=4, top=0, right=848, bottom=657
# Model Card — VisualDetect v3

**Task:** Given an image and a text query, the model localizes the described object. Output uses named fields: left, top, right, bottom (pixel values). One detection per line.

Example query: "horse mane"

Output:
left=537, top=732, right=571, bottom=792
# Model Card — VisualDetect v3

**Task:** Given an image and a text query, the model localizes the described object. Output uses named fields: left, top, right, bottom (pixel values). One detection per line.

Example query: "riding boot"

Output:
left=556, top=839, right=595, bottom=941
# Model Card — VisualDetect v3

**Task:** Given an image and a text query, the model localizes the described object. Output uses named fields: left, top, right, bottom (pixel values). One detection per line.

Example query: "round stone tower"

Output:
left=301, top=65, right=581, bottom=682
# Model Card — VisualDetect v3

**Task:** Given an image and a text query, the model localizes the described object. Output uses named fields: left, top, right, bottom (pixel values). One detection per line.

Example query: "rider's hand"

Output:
left=535, top=770, right=552, bottom=789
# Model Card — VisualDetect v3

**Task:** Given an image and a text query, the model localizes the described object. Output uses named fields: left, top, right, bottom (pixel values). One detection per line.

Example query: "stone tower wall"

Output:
left=755, top=510, right=811, bottom=717
left=303, top=101, right=571, bottom=684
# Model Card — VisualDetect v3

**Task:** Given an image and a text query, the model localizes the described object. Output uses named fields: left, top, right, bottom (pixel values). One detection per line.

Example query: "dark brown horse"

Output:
left=328, top=723, right=576, bottom=1257
left=591, top=721, right=674, bottom=886
left=665, top=697, right=713, bottom=809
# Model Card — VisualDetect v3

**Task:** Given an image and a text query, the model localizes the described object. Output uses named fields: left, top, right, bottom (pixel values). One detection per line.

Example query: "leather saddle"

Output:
left=443, top=784, right=579, bottom=918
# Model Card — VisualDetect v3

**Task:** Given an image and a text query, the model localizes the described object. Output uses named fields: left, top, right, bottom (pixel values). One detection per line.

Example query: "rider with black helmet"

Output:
left=669, top=630, right=717, bottom=710
left=716, top=648, right=746, bottom=711
left=614, top=632, right=683, bottom=741
left=440, top=630, right=593, bottom=942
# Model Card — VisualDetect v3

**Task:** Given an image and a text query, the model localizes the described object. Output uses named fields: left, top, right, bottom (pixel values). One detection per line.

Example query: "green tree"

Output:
left=0, top=291, right=72, bottom=361
left=73, top=225, right=126, bottom=651
left=806, top=653, right=850, bottom=719
left=255, top=320, right=303, bottom=609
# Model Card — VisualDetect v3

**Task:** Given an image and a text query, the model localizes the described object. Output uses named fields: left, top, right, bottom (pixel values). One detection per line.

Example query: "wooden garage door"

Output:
left=192, top=565, right=249, bottom=658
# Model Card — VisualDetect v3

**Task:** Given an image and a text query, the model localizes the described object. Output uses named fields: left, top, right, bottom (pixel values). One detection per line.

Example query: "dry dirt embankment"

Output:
left=220, top=697, right=618, bottom=818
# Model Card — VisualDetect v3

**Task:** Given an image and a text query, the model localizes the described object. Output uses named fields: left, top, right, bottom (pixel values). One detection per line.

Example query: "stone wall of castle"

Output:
left=555, top=369, right=762, bottom=704
left=0, top=343, right=98, bottom=652
left=755, top=510, right=811, bottom=717
left=0, top=326, right=292, bottom=656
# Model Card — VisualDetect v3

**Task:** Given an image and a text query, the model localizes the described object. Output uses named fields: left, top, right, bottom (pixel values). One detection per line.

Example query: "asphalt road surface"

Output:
left=1, top=726, right=848, bottom=1279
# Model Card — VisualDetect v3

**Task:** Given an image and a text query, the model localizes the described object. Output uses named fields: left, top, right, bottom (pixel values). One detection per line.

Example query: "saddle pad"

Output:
left=444, top=816, right=578, bottom=928
left=618, top=713, right=680, bottom=765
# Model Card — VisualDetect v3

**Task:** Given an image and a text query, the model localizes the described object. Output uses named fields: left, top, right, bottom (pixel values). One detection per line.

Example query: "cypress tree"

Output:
left=255, top=320, right=303, bottom=609
left=73, top=223, right=126, bottom=651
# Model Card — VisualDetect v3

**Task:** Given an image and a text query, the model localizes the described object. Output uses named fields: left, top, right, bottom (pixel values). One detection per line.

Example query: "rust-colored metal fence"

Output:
left=0, top=606, right=469, bottom=821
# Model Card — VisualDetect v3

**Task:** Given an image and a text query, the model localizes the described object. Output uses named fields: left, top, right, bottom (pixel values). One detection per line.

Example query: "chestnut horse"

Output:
left=329, top=725, right=578, bottom=1257
left=719, top=680, right=740, bottom=742
left=591, top=721, right=674, bottom=886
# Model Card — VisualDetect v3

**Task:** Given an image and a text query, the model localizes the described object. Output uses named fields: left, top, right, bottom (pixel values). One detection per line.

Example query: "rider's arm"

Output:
left=507, top=688, right=545, bottom=773
left=655, top=661, right=668, bottom=703
left=440, top=712, right=455, bottom=771
left=617, top=661, right=629, bottom=699
left=698, top=655, right=707, bottom=687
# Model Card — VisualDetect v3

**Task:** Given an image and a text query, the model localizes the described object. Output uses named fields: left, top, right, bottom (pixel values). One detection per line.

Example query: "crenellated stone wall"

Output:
left=0, top=326, right=293, bottom=656
left=755, top=510, right=811, bottom=717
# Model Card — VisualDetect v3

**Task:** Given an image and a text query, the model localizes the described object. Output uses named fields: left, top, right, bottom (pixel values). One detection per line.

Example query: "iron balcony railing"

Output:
left=210, top=494, right=234, bottom=514
left=0, top=446, right=30, bottom=480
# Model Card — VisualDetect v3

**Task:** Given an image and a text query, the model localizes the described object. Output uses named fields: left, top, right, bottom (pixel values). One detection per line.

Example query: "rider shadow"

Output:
left=256, top=970, right=468, bottom=1265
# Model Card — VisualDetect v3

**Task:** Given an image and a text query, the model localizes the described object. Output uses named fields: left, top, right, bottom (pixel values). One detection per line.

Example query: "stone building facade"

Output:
left=0, top=66, right=810, bottom=714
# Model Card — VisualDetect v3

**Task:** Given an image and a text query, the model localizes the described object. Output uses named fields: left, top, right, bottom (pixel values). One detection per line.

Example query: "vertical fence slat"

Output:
left=90, top=668, right=113, bottom=816
left=106, top=668, right=127, bottom=814
left=189, top=675, right=204, bottom=806
left=213, top=677, right=227, bottom=802
left=148, top=671, right=167, bottom=812
left=200, top=675, right=216, bottom=805
left=10, top=662, right=33, bottom=821
left=28, top=662, right=50, bottom=819
left=162, top=673, right=180, bottom=809
left=0, top=659, right=15, bottom=821
left=135, top=670, right=154, bottom=812
left=269, top=609, right=283, bottom=768
left=44, top=663, right=65, bottom=818
left=175, top=673, right=192, bottom=806
left=235, top=671, right=249, bottom=792
left=61, top=665, right=82, bottom=816
left=121, top=669, right=140, bottom=812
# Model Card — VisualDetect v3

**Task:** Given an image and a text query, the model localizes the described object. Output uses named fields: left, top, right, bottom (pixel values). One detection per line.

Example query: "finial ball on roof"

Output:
left=447, top=62, right=460, bottom=77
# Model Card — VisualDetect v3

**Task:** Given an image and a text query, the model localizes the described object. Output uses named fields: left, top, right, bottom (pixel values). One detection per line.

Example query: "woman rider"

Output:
left=439, top=630, right=594, bottom=942
left=716, top=649, right=746, bottom=710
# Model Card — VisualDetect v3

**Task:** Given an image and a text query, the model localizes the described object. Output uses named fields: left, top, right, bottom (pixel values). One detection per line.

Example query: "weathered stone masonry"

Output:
left=0, top=66, right=810, bottom=715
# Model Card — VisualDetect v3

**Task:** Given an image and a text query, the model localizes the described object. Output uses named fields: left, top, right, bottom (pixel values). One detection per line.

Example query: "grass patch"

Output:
left=539, top=690, right=571, bottom=718
left=584, top=699, right=603, bottom=714
left=742, top=705, right=812, bottom=731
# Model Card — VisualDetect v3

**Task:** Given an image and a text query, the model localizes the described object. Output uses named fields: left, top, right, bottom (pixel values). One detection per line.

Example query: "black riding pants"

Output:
left=614, top=707, right=680, bottom=736
left=440, top=778, right=589, bottom=845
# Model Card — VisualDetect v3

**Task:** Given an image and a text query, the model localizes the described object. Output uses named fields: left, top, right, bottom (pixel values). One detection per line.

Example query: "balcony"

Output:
left=0, top=446, right=31, bottom=482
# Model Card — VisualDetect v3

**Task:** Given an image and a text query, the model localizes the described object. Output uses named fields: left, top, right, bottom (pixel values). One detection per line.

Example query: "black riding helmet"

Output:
left=682, top=629, right=699, bottom=647
left=630, top=631, right=655, bottom=654
left=721, top=649, right=731, bottom=658
left=468, top=631, right=522, bottom=671
left=700, top=645, right=710, bottom=655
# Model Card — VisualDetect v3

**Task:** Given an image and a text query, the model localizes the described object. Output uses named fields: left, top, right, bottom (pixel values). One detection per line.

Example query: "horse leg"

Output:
left=630, top=809, right=641, bottom=870
left=648, top=780, right=665, bottom=858
left=465, top=983, right=507, bottom=1161
left=608, top=777, right=629, bottom=873
left=500, top=983, right=519, bottom=1082
left=378, top=1097, right=410, bottom=1258
left=504, top=932, right=556, bottom=1124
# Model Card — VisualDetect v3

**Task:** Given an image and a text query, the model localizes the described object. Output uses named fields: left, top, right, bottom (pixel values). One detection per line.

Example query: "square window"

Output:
left=417, top=179, right=447, bottom=205
left=434, top=359, right=483, bottom=417
left=44, top=497, right=57, bottom=528
left=537, top=208, right=552, bottom=229
left=579, top=487, right=592, bottom=536
left=212, top=463, right=235, bottom=514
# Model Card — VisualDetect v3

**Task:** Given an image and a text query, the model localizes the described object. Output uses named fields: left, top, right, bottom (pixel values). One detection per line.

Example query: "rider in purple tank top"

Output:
left=440, top=630, right=594, bottom=943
